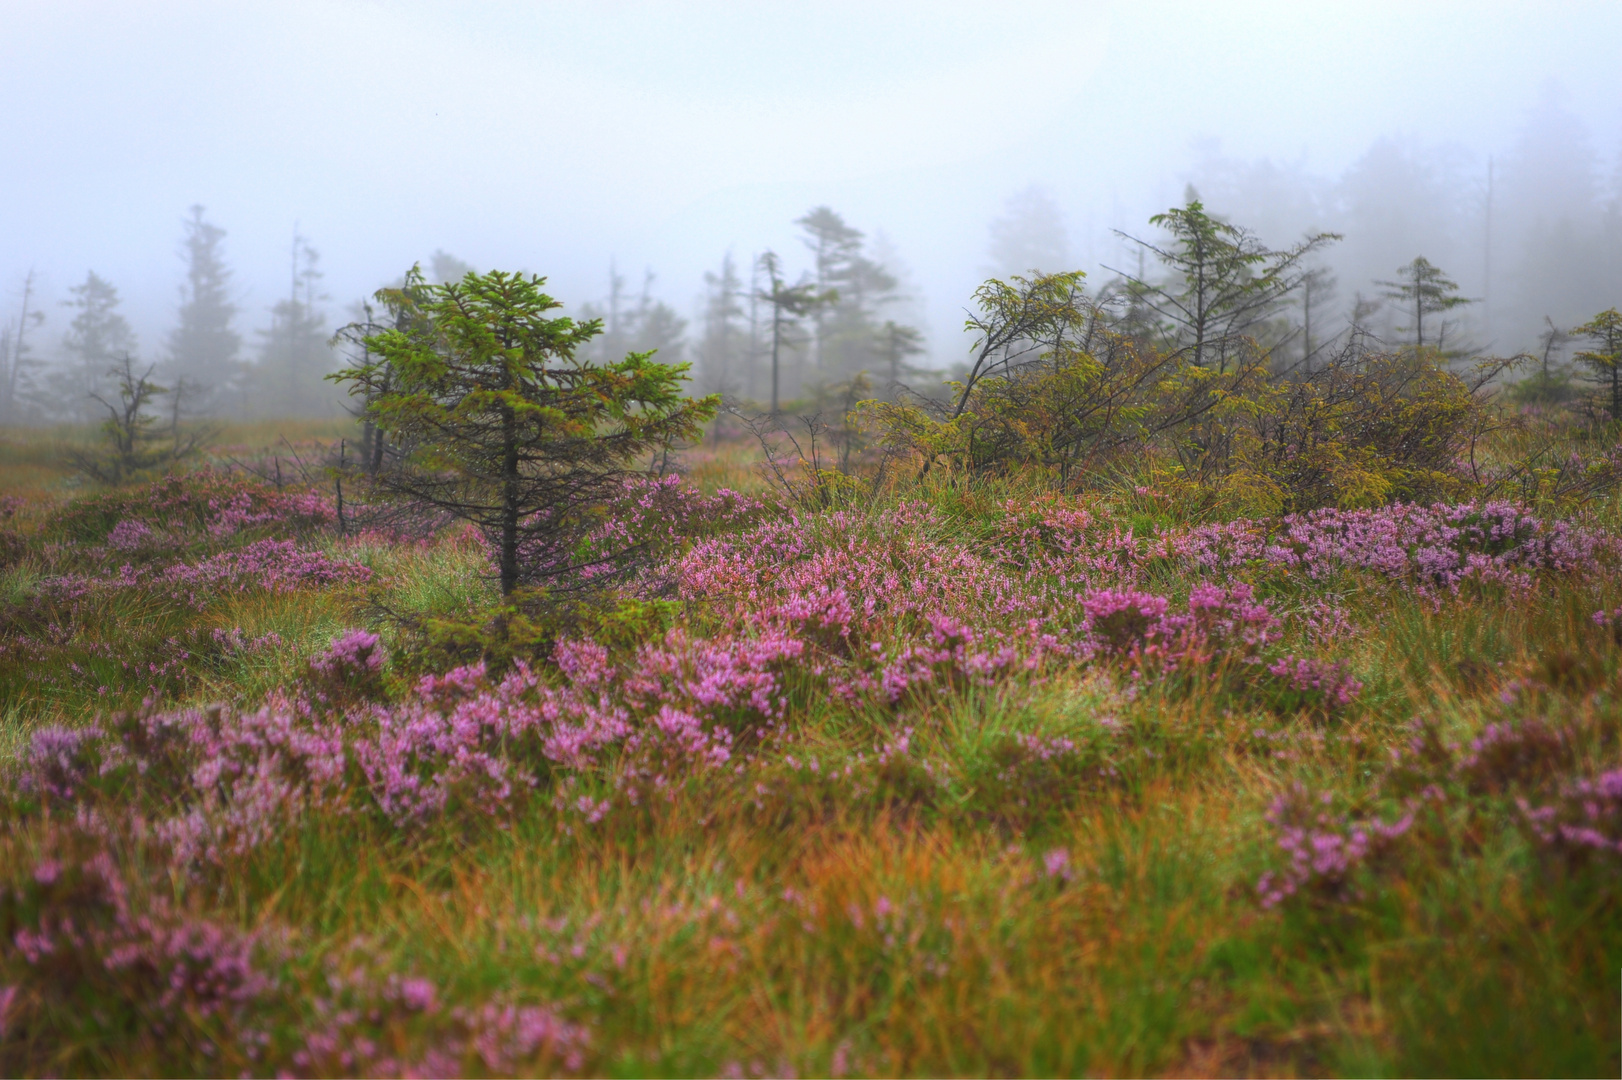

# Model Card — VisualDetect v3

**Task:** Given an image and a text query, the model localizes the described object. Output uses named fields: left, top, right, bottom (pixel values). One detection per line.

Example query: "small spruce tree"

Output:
left=1573, top=307, right=1622, bottom=420
left=1377, top=256, right=1474, bottom=349
left=332, top=268, right=717, bottom=595
left=166, top=206, right=240, bottom=403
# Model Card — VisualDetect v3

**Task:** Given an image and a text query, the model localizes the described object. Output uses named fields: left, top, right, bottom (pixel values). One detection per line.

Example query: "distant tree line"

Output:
left=0, top=207, right=341, bottom=426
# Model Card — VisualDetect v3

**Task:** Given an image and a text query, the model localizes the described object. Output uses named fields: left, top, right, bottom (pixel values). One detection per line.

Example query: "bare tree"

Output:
left=67, top=355, right=206, bottom=484
left=754, top=251, right=832, bottom=414
left=0, top=271, right=44, bottom=423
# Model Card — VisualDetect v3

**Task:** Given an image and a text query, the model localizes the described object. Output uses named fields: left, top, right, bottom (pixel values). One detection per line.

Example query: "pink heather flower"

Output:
left=1082, top=590, right=1169, bottom=653
left=397, top=976, right=436, bottom=1012
left=1257, top=785, right=1411, bottom=908
left=1519, top=768, right=1622, bottom=860
left=1043, top=849, right=1074, bottom=881
left=311, top=629, right=385, bottom=677
left=106, top=517, right=153, bottom=551
left=830, top=1040, right=851, bottom=1078
left=1267, top=655, right=1363, bottom=706
left=22, top=724, right=102, bottom=801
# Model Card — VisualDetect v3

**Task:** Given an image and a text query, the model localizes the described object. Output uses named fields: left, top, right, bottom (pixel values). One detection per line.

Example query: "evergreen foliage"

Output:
left=1573, top=307, right=1622, bottom=419
left=64, top=355, right=206, bottom=484
left=54, top=271, right=136, bottom=421
left=0, top=270, right=44, bottom=423
left=988, top=185, right=1070, bottom=277
left=332, top=268, right=717, bottom=594
left=1378, top=255, right=1475, bottom=349
left=1114, top=197, right=1338, bottom=372
left=250, top=230, right=331, bottom=417
left=165, top=206, right=240, bottom=404
left=754, top=251, right=831, bottom=414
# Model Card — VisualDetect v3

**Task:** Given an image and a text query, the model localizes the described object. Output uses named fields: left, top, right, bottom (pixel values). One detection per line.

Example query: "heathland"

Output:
left=2, top=266, right=1622, bottom=1076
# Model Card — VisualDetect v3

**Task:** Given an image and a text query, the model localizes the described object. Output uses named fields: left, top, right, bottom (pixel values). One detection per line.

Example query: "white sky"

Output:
left=3, top=0, right=1620, bottom=359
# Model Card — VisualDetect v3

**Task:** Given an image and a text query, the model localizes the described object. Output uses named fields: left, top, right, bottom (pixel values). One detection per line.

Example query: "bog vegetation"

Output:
left=2, top=201, right=1622, bottom=1077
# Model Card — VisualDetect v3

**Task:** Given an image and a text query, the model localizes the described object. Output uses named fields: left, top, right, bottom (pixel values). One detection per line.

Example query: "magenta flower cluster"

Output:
left=311, top=628, right=385, bottom=678
left=8, top=847, right=275, bottom=1030
left=1159, top=500, right=1615, bottom=595
left=1264, top=655, right=1363, bottom=707
left=1520, top=769, right=1622, bottom=859
left=291, top=962, right=588, bottom=1076
left=44, top=539, right=371, bottom=608
left=4, top=837, right=589, bottom=1075
left=1256, top=785, right=1413, bottom=908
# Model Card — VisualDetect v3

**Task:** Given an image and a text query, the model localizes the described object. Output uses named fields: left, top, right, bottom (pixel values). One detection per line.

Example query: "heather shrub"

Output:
left=286, top=957, right=589, bottom=1078
left=17, top=723, right=105, bottom=806
left=44, top=470, right=334, bottom=550
left=1253, top=654, right=1364, bottom=717
left=0, top=836, right=278, bottom=1076
left=307, top=628, right=387, bottom=704
left=1255, top=784, right=1413, bottom=910
left=1259, top=695, right=1622, bottom=921
left=1521, top=769, right=1622, bottom=865
left=0, top=529, right=25, bottom=571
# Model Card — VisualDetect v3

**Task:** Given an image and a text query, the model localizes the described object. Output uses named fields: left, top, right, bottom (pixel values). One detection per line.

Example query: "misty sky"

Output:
left=5, top=0, right=1621, bottom=364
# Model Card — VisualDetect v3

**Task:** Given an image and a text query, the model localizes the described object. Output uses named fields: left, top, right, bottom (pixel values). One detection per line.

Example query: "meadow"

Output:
left=0, top=417, right=1619, bottom=1077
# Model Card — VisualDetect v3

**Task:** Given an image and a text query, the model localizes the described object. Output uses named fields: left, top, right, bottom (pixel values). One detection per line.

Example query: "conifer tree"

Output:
left=166, top=205, right=239, bottom=405
left=1573, top=307, right=1622, bottom=419
left=698, top=253, right=746, bottom=396
left=56, top=271, right=136, bottom=419
left=754, top=251, right=830, bottom=413
left=333, top=269, right=716, bottom=595
left=1113, top=198, right=1338, bottom=373
left=878, top=320, right=926, bottom=395
left=795, top=207, right=910, bottom=384
left=252, top=229, right=331, bottom=416
left=430, top=250, right=475, bottom=284
left=0, top=271, right=44, bottom=423
left=579, top=267, right=687, bottom=370
left=1377, top=256, right=1474, bottom=349
left=988, top=185, right=1070, bottom=277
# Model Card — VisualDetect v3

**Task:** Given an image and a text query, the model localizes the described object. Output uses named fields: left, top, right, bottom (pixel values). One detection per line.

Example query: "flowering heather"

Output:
left=1264, top=655, right=1363, bottom=709
left=591, top=473, right=768, bottom=562
left=472, top=474, right=769, bottom=585
left=105, top=517, right=153, bottom=551
left=19, top=723, right=104, bottom=802
left=289, top=961, right=588, bottom=1077
left=48, top=470, right=336, bottom=548
left=308, top=628, right=387, bottom=705
left=1156, top=500, right=1618, bottom=594
left=42, top=538, right=370, bottom=607
left=1521, top=769, right=1622, bottom=861
left=1455, top=720, right=1574, bottom=795
left=4, top=456, right=1622, bottom=1074
left=4, top=846, right=277, bottom=1051
left=1256, top=786, right=1413, bottom=909
left=211, top=627, right=285, bottom=656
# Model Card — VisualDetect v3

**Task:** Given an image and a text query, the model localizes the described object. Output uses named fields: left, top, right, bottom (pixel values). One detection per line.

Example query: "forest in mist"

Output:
left=4, top=0, right=1621, bottom=430
left=2, top=74, right=1618, bottom=427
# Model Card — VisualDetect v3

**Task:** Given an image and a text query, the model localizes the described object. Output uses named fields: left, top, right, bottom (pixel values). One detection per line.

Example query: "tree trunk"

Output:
left=500, top=404, right=520, bottom=595
left=770, top=307, right=782, bottom=415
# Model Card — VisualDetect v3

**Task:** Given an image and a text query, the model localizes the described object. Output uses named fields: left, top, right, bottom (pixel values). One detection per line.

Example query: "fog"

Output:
left=3, top=0, right=1620, bottom=418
